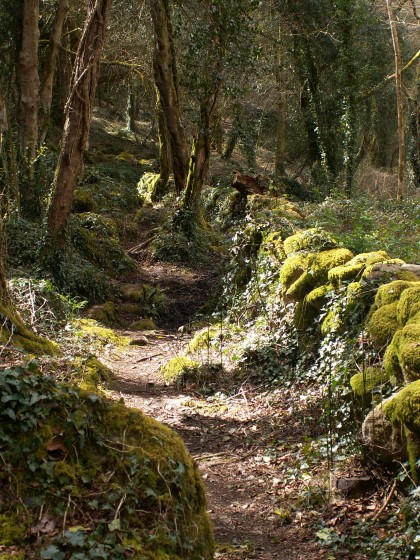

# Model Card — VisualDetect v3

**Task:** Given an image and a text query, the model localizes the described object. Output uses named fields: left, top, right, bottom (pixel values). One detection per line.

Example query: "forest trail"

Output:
left=105, top=262, right=324, bottom=560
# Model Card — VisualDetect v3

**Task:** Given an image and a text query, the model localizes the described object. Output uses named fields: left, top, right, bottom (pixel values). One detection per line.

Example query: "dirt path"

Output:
left=105, top=263, right=328, bottom=559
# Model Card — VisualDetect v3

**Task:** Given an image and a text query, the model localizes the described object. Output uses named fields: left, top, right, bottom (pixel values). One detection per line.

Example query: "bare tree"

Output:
left=47, top=0, right=113, bottom=246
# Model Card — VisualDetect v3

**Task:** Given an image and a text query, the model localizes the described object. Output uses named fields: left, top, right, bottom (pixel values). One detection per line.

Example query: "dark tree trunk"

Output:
left=47, top=0, right=112, bottom=246
left=149, top=0, right=189, bottom=194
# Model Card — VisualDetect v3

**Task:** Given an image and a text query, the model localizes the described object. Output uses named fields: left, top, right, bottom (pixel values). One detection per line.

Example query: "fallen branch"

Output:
left=127, top=234, right=157, bottom=255
left=372, top=479, right=397, bottom=522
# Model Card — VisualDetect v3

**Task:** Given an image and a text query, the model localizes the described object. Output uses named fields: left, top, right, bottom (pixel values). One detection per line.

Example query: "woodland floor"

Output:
left=103, top=256, right=392, bottom=560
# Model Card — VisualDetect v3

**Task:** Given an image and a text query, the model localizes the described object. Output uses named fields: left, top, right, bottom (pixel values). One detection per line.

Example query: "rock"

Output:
left=330, top=474, right=373, bottom=498
left=85, top=301, right=115, bottom=326
left=130, top=318, right=157, bottom=331
left=362, top=399, right=407, bottom=464
left=129, top=336, right=149, bottom=346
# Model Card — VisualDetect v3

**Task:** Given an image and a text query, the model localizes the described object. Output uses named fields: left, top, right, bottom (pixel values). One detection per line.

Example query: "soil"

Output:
left=106, top=260, right=329, bottom=560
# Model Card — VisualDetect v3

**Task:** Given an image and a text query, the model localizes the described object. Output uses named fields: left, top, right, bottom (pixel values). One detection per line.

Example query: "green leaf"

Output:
left=108, top=518, right=121, bottom=532
left=41, top=545, right=65, bottom=559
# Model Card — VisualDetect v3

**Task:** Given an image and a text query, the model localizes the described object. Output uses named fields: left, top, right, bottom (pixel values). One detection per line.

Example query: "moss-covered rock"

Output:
left=160, top=357, right=199, bottom=382
left=384, top=380, right=420, bottom=480
left=321, top=282, right=366, bottom=335
left=187, top=326, right=220, bottom=355
left=75, top=356, right=113, bottom=391
left=367, top=302, right=399, bottom=349
left=72, top=189, right=94, bottom=213
left=397, top=322, right=420, bottom=382
left=85, top=301, right=116, bottom=325
left=283, top=228, right=338, bottom=256
left=374, top=280, right=418, bottom=308
left=383, top=330, right=404, bottom=384
left=397, top=285, right=420, bottom=326
left=130, top=318, right=157, bottom=331
left=75, top=319, right=129, bottom=346
left=293, top=300, right=319, bottom=331
left=0, top=365, right=214, bottom=559
left=350, top=367, right=388, bottom=399
left=279, top=254, right=308, bottom=291
left=305, top=284, right=334, bottom=310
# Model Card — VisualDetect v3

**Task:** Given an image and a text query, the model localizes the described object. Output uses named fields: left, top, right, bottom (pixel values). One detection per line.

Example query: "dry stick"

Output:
left=136, top=352, right=163, bottom=362
left=372, top=479, right=397, bottom=522
left=127, top=235, right=157, bottom=255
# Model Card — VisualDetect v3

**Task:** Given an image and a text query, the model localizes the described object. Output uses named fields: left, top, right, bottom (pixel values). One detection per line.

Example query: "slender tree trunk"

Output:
left=183, top=93, right=215, bottom=208
left=386, top=0, right=405, bottom=200
left=275, top=23, right=287, bottom=176
left=0, top=94, right=6, bottom=157
left=151, top=94, right=172, bottom=200
left=16, top=0, right=40, bottom=217
left=47, top=0, right=112, bottom=246
left=39, top=0, right=70, bottom=145
left=149, top=0, right=189, bottom=194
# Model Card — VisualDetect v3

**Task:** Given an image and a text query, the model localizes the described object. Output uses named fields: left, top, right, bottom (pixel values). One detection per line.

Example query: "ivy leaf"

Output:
left=40, top=545, right=65, bottom=559
left=108, top=518, right=121, bottom=532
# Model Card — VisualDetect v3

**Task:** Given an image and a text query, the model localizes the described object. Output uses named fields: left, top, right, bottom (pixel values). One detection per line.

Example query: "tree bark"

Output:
left=274, top=23, right=287, bottom=176
left=149, top=0, right=189, bottom=194
left=386, top=0, right=405, bottom=200
left=16, top=0, right=40, bottom=217
left=183, top=93, right=215, bottom=208
left=47, top=0, right=112, bottom=246
left=39, top=0, right=70, bottom=145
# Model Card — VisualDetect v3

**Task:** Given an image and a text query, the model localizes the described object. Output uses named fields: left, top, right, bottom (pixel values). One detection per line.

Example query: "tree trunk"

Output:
left=16, top=0, right=40, bottom=217
left=274, top=23, right=287, bottom=176
left=386, top=0, right=405, bottom=200
left=47, top=0, right=112, bottom=246
left=149, top=0, right=189, bottom=194
left=183, top=94, right=215, bottom=208
left=39, top=0, right=70, bottom=145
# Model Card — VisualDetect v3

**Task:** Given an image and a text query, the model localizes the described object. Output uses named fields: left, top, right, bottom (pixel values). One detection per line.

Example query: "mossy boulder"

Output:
left=85, top=301, right=116, bottom=326
left=160, top=357, right=199, bottom=382
left=0, top=365, right=214, bottom=559
left=384, top=380, right=420, bottom=480
left=187, top=326, right=220, bottom=355
left=384, top=320, right=420, bottom=384
left=350, top=367, right=389, bottom=399
left=75, top=356, right=113, bottom=391
left=328, top=251, right=393, bottom=287
left=321, top=281, right=366, bottom=335
left=72, top=189, right=95, bottom=213
left=397, top=285, right=420, bottom=326
left=130, top=318, right=157, bottom=331
left=363, top=262, right=419, bottom=283
left=293, top=300, right=319, bottom=331
left=374, top=280, right=418, bottom=308
left=306, top=284, right=334, bottom=310
left=367, top=302, right=399, bottom=349
left=283, top=228, right=338, bottom=256
left=279, top=254, right=308, bottom=291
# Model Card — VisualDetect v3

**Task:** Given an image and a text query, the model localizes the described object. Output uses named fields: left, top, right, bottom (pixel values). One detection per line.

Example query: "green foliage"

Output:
left=0, top=364, right=214, bottom=559
left=305, top=195, right=420, bottom=262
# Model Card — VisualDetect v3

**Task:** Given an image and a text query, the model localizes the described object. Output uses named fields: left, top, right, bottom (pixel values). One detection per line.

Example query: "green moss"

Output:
left=321, top=282, right=365, bottom=335
left=398, top=322, right=420, bottom=382
left=187, top=326, right=219, bottom=354
left=0, top=514, right=26, bottom=545
left=374, top=280, right=418, bottom=308
left=76, top=356, right=113, bottom=390
left=283, top=228, right=338, bottom=256
left=383, top=330, right=404, bottom=384
left=85, top=301, right=116, bottom=325
left=286, top=270, right=313, bottom=301
left=350, top=367, right=388, bottom=398
left=328, top=263, right=365, bottom=287
left=279, top=255, right=308, bottom=291
left=384, top=380, right=420, bottom=481
left=0, top=302, right=60, bottom=356
left=0, top=366, right=214, bottom=559
left=72, top=189, right=94, bottom=213
left=75, top=319, right=129, bottom=346
left=130, top=318, right=157, bottom=331
left=160, top=357, right=199, bottom=382
left=311, top=248, right=354, bottom=284
left=367, top=302, right=399, bottom=349
left=349, top=251, right=390, bottom=265
left=397, top=285, right=420, bottom=326
left=305, top=284, right=334, bottom=310
left=263, top=231, right=285, bottom=262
